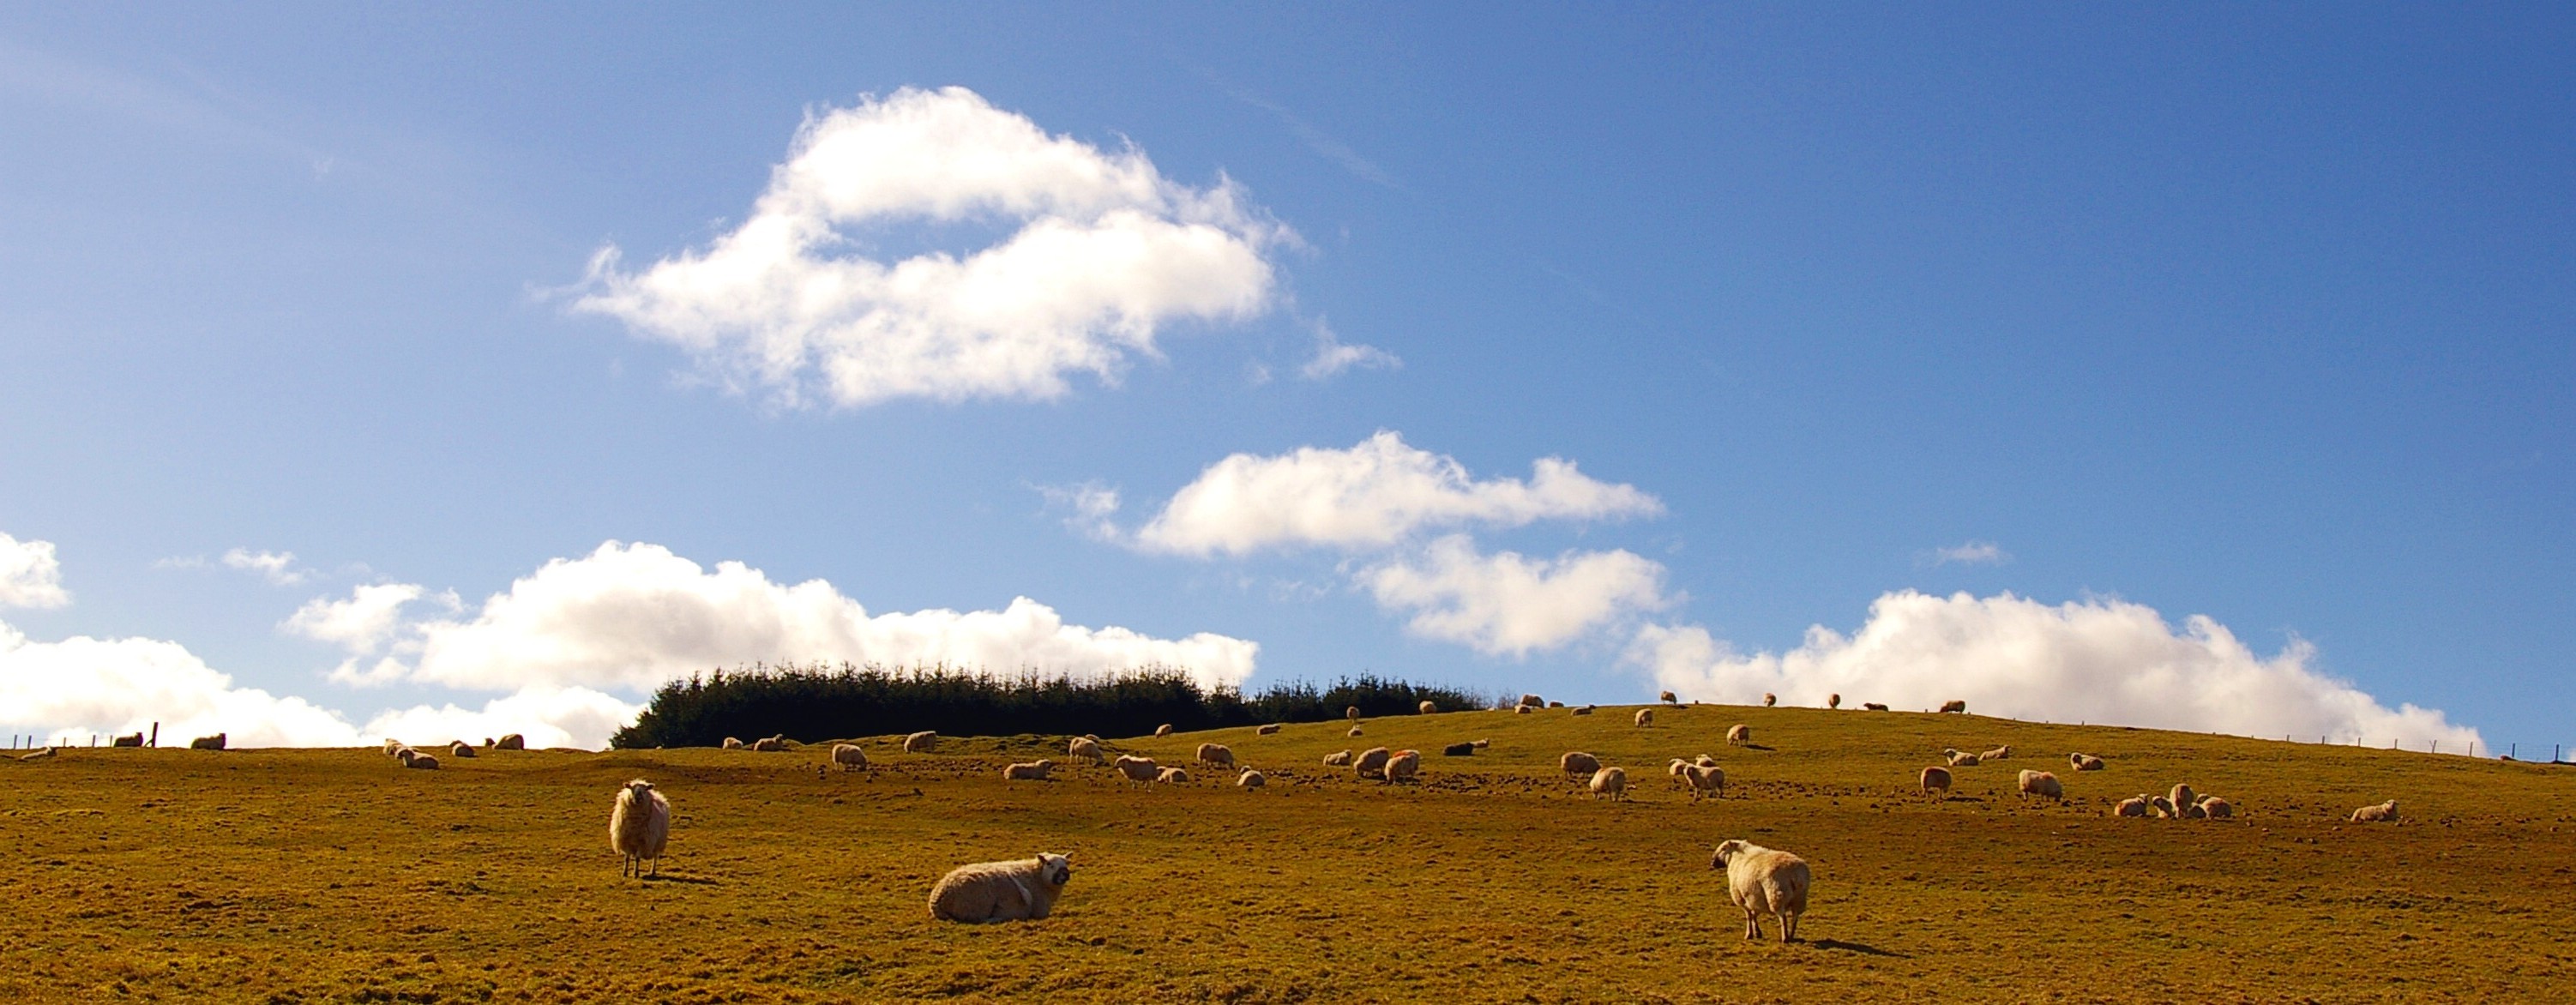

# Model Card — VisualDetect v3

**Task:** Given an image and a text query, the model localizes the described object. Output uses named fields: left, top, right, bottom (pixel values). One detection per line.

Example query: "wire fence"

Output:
left=2269, top=734, right=2572, bottom=763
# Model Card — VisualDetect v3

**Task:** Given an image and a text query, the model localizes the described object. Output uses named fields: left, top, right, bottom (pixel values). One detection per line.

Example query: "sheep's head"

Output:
left=1711, top=840, right=1751, bottom=870
left=625, top=779, right=655, bottom=799
left=1037, top=853, right=1072, bottom=888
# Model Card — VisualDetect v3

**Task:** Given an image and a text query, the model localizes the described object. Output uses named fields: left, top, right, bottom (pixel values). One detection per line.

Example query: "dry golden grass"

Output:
left=6, top=704, right=2574, bottom=1002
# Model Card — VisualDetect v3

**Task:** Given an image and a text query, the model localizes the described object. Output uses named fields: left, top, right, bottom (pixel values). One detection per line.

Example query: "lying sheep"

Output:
left=1981, top=745, right=2012, bottom=761
left=833, top=743, right=870, bottom=771
left=927, top=853, right=1073, bottom=924
left=1113, top=755, right=1159, bottom=787
left=1353, top=747, right=1393, bottom=779
left=1660, top=690, right=1678, bottom=705
left=1515, top=705, right=1533, bottom=715
left=2113, top=795, right=2151, bottom=817
left=2350, top=799, right=2398, bottom=823
left=1590, top=766, right=1628, bottom=801
left=1862, top=702, right=1889, bottom=711
left=2149, top=795, right=2177, bottom=818
left=190, top=733, right=226, bottom=751
left=902, top=731, right=937, bottom=754
left=1157, top=767, right=1192, bottom=785
left=495, top=733, right=526, bottom=751
left=1155, top=724, right=1174, bottom=737
left=1237, top=769, right=1266, bottom=789
left=2179, top=801, right=2207, bottom=820
left=1472, top=738, right=1490, bottom=749
left=1711, top=840, right=1810, bottom=943
left=1347, top=726, right=1364, bottom=737
left=449, top=742, right=477, bottom=758
left=1939, top=700, right=1967, bottom=713
left=2017, top=769, right=2063, bottom=801
left=112, top=732, right=143, bottom=748
left=1003, top=760, right=1054, bottom=781
left=1442, top=742, right=1475, bottom=756
left=1634, top=708, right=1654, bottom=728
left=18, top=746, right=57, bottom=761
left=1322, top=749, right=1353, bottom=767
left=722, top=737, right=745, bottom=750
left=1418, top=701, right=1437, bottom=714
left=1560, top=751, right=1603, bottom=778
left=1196, top=743, right=1235, bottom=768
left=750, top=736, right=785, bottom=753
left=1684, top=763, right=1726, bottom=801
left=2198, top=796, right=2234, bottom=819
left=382, top=738, right=407, bottom=756
left=2068, top=753, right=2106, bottom=771
left=1945, top=749, right=1981, bottom=767
left=1383, top=749, right=1421, bottom=784
left=1067, top=737, right=1104, bottom=764
left=1920, top=766, right=1953, bottom=800
left=1763, top=693, right=1777, bottom=707
left=397, top=749, right=440, bottom=770
left=1727, top=725, right=1751, bottom=747
left=1573, top=706, right=1594, bottom=716
left=1828, top=693, right=1841, bottom=709
left=1256, top=724, right=1282, bottom=736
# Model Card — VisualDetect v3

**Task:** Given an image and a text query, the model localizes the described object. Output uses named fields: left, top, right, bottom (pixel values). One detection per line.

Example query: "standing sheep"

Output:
left=1519, top=694, right=1544, bottom=708
left=190, top=733, right=226, bottom=750
left=1003, top=760, right=1054, bottom=781
left=832, top=743, right=870, bottom=771
left=926, top=853, right=1073, bottom=924
left=1237, top=769, right=1267, bottom=789
left=1763, top=693, right=1777, bottom=707
left=1383, top=749, right=1422, bottom=785
left=1195, top=743, right=1235, bottom=768
left=1939, top=700, right=1967, bottom=713
left=495, top=733, right=526, bottom=750
left=1634, top=708, right=1655, bottom=728
left=1589, top=766, right=1628, bottom=801
left=1684, top=763, right=1726, bottom=801
left=1862, top=702, right=1889, bottom=712
left=610, top=778, right=671, bottom=878
left=1346, top=706, right=1363, bottom=722
left=1067, top=737, right=1104, bottom=764
left=1112, top=755, right=1159, bottom=787
left=1560, top=751, right=1603, bottom=779
left=1155, top=724, right=1174, bottom=737
left=1660, top=690, right=1678, bottom=705
left=1828, top=694, right=1841, bottom=709
left=2017, top=769, right=2063, bottom=801
left=1418, top=701, right=1437, bottom=714
left=903, top=731, right=937, bottom=754
left=1352, top=746, right=1393, bottom=779
left=1711, top=840, right=1811, bottom=943
left=2350, top=799, right=2398, bottom=823
left=2113, top=795, right=2151, bottom=817
left=1727, top=725, right=1752, bottom=747
left=2169, top=785, right=2198, bottom=814
left=1920, top=766, right=1953, bottom=800
left=1322, top=749, right=1354, bottom=767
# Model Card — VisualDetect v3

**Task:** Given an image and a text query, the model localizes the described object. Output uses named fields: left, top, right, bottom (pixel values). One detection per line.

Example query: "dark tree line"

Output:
left=610, top=662, right=1495, bottom=748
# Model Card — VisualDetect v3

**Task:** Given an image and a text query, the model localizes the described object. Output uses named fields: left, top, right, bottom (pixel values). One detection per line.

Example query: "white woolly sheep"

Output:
left=1383, top=749, right=1421, bottom=784
left=832, top=743, right=870, bottom=771
left=1589, top=766, right=1628, bottom=801
left=1067, top=737, right=1104, bottom=763
left=1514, top=705, right=1533, bottom=715
left=382, top=738, right=406, bottom=756
left=1196, top=743, right=1236, bottom=768
left=190, top=733, right=226, bottom=750
left=1660, top=690, right=1678, bottom=705
left=1572, top=706, right=1594, bottom=716
left=1666, top=758, right=1689, bottom=789
left=1920, top=766, right=1953, bottom=800
left=2068, top=753, right=2106, bottom=771
left=1828, top=693, right=1841, bottom=709
left=2018, top=769, right=2063, bottom=801
left=1939, top=700, right=1967, bottom=713
left=1711, top=840, right=1810, bottom=943
left=495, top=733, right=526, bottom=750
left=1472, top=738, right=1490, bottom=749
left=1157, top=766, right=1192, bottom=785
left=1981, top=745, right=2012, bottom=761
left=2350, top=799, right=2398, bottom=823
left=902, top=731, right=936, bottom=754
left=449, top=742, right=477, bottom=758
left=1418, top=700, right=1437, bottom=714
left=1684, top=763, right=1726, bottom=801
left=927, top=853, right=1072, bottom=924
left=1560, top=750, right=1602, bottom=778
left=1353, top=746, right=1393, bottom=779
left=610, top=778, right=671, bottom=877
left=2113, top=795, right=2151, bottom=817
left=2180, top=801, right=2207, bottom=820
left=1695, top=754, right=1718, bottom=768
left=1726, top=724, right=1751, bottom=747
left=2198, top=796, right=2234, bottom=819
left=1634, top=708, right=1655, bottom=728
left=2170, top=784, right=2198, bottom=812
left=1154, top=724, right=1174, bottom=737
left=1763, top=693, right=1776, bottom=707
left=1003, top=760, right=1054, bottom=781
left=1257, top=724, right=1282, bottom=735
left=2150, top=794, right=2177, bottom=818
left=1863, top=702, right=1889, bottom=711
left=1237, top=769, right=1266, bottom=789
left=1113, top=755, right=1159, bottom=786
left=1519, top=694, right=1544, bottom=708
left=1945, top=749, right=1981, bottom=767
left=397, top=749, right=439, bottom=770
left=19, top=746, right=57, bottom=761
left=1346, top=706, right=1362, bottom=722
left=722, top=737, right=745, bottom=750
left=750, top=736, right=785, bottom=752
left=1322, top=749, right=1354, bottom=767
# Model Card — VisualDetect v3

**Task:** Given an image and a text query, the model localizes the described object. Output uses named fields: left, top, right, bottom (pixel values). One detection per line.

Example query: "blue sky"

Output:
left=1, top=4, right=2567, bottom=749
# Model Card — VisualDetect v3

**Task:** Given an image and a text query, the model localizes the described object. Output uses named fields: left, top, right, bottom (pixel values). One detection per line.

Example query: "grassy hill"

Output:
left=6, top=703, right=2573, bottom=1002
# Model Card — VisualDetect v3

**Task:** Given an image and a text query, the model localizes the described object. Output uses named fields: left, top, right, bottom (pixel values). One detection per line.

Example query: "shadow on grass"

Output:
left=1809, top=939, right=1907, bottom=958
left=641, top=873, right=721, bottom=886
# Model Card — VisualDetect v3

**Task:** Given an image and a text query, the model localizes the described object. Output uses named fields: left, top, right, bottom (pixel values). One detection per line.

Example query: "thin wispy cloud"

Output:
left=1299, top=319, right=1399, bottom=380
left=1207, top=75, right=1399, bottom=189
left=1927, top=540, right=2009, bottom=567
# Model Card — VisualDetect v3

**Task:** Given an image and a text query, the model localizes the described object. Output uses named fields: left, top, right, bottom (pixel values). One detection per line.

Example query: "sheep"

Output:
left=1560, top=750, right=1602, bottom=778
left=1383, top=749, right=1421, bottom=784
left=1348, top=726, right=1364, bottom=737
left=927, top=853, right=1073, bottom=924
left=1518, top=694, right=1544, bottom=708
left=1763, top=693, right=1777, bottom=707
left=2150, top=795, right=2177, bottom=818
left=2197, top=796, right=2234, bottom=819
left=1684, top=763, right=1726, bottom=801
left=1862, top=702, right=1889, bottom=711
left=1256, top=724, right=1282, bottom=736
left=1945, top=749, right=1981, bottom=767
left=1237, top=769, right=1266, bottom=789
left=1589, top=766, right=1628, bottom=801
left=190, top=733, right=226, bottom=751
left=1711, top=840, right=1810, bottom=943
left=1067, top=736, right=1104, bottom=764
left=902, top=731, right=937, bottom=754
left=1827, top=693, right=1841, bottom=709
left=1322, top=749, right=1354, bottom=767
left=1442, top=742, right=1475, bottom=756
left=1472, top=738, right=1491, bottom=749
left=495, top=733, right=526, bottom=750
left=1939, top=700, right=1967, bottom=713
left=2180, top=801, right=2208, bottom=820
left=1572, top=705, right=1594, bottom=716
left=1634, top=708, right=1655, bottom=728
left=1353, top=746, right=1393, bottom=779
left=749, top=737, right=785, bottom=752
left=397, top=749, right=440, bottom=770
left=2113, top=795, right=2151, bottom=817
left=1155, top=724, right=1174, bottom=737
left=1660, top=690, right=1678, bottom=705
left=1157, top=767, right=1192, bottom=785
left=18, top=746, right=57, bottom=761
left=1113, top=755, right=1159, bottom=786
left=832, top=743, right=870, bottom=771
left=1196, top=743, right=1236, bottom=768
left=722, top=737, right=745, bottom=750
left=482, top=737, right=495, bottom=748
left=1920, top=766, right=1953, bottom=800
left=449, top=742, right=477, bottom=758
left=2350, top=799, right=2398, bottom=823
left=1346, top=706, right=1363, bottom=722
left=1418, top=700, right=1437, bottom=714
left=1981, top=745, right=2012, bottom=761
left=2017, top=769, right=2063, bottom=801
left=1726, top=724, right=1751, bottom=747
left=1667, top=758, right=1692, bottom=789
left=1003, top=760, right=1054, bottom=781
left=1515, top=705, right=1533, bottom=715
left=610, top=778, right=672, bottom=877
left=382, top=738, right=406, bottom=756
left=2068, top=753, right=2106, bottom=771
left=111, top=731, right=143, bottom=748
left=1548, top=701, right=1565, bottom=708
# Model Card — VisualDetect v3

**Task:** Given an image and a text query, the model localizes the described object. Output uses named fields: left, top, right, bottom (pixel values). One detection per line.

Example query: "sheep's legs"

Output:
left=1742, top=912, right=1761, bottom=941
left=1781, top=912, right=1798, bottom=943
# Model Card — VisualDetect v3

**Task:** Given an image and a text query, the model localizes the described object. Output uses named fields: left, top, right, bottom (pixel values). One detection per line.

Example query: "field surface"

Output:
left=6, top=705, right=2575, bottom=1003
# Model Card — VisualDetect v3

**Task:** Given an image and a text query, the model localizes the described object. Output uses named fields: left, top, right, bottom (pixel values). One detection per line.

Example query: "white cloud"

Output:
left=357, top=686, right=645, bottom=752
left=282, top=582, right=461, bottom=685
left=1363, top=535, right=1670, bottom=657
left=1929, top=540, right=2008, bottom=567
left=1626, top=590, right=2481, bottom=749
left=0, top=532, right=69, bottom=609
left=1037, top=482, right=1124, bottom=543
left=1299, top=320, right=1399, bottom=380
left=1134, top=431, right=1664, bottom=557
left=348, top=541, right=1256, bottom=693
left=0, top=619, right=367, bottom=747
left=575, top=86, right=1288, bottom=407
left=221, top=548, right=309, bottom=585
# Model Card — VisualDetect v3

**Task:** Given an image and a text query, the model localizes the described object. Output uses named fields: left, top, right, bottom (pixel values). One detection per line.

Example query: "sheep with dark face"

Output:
left=928, top=853, right=1073, bottom=924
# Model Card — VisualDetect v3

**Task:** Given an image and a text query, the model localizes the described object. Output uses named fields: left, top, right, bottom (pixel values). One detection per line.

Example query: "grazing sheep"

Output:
left=2113, top=795, right=2151, bottom=817
left=1383, top=749, right=1421, bottom=784
left=1003, top=760, right=1054, bottom=781
left=2198, top=796, right=2234, bottom=819
left=1726, top=725, right=1751, bottom=747
left=722, top=737, right=745, bottom=750
left=190, top=733, right=226, bottom=751
left=495, top=733, right=526, bottom=750
left=1945, top=749, right=1981, bottom=767
left=2017, top=769, right=2063, bottom=801
left=1322, top=749, right=1354, bottom=767
left=1257, top=724, right=1283, bottom=736
left=1828, top=693, right=1841, bottom=709
left=2068, top=753, right=2106, bottom=771
left=1667, top=758, right=1692, bottom=788
left=1237, top=769, right=1266, bottom=789
left=1763, top=693, right=1777, bottom=707
left=1519, top=694, right=1544, bottom=708
left=928, top=853, right=1073, bottom=924
left=1589, top=766, right=1628, bottom=801
left=1157, top=767, right=1192, bottom=785
left=1514, top=705, right=1533, bottom=715
left=2350, top=799, right=2398, bottom=823
left=1939, top=700, right=1967, bottom=713
left=1684, top=763, right=1726, bottom=801
left=1634, top=708, right=1655, bottom=728
left=1067, top=737, right=1104, bottom=764
left=1346, top=706, right=1363, bottom=722
left=112, top=731, right=143, bottom=748
left=608, top=779, right=671, bottom=879
left=1112, top=755, right=1159, bottom=786
left=1981, top=745, right=2012, bottom=761
left=1560, top=750, right=1603, bottom=778
left=1155, top=724, right=1174, bottom=737
left=750, top=736, right=785, bottom=752
left=1920, top=766, right=1953, bottom=800
left=1660, top=690, right=1678, bottom=705
left=1710, top=840, right=1811, bottom=943
left=449, top=742, right=477, bottom=758
left=2150, top=795, right=2177, bottom=818
left=1353, top=746, right=1393, bottom=779
left=397, top=749, right=440, bottom=770
left=1348, top=726, right=1364, bottom=737
left=833, top=743, right=870, bottom=771
left=1418, top=701, right=1437, bottom=714
left=1442, top=742, right=1475, bottom=756
left=1862, top=702, right=1889, bottom=712
left=1196, top=743, right=1236, bottom=768
left=902, top=731, right=937, bottom=754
